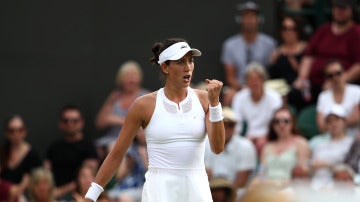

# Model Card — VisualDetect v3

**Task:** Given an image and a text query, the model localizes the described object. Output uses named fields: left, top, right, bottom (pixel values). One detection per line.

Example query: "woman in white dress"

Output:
left=84, top=38, right=225, bottom=202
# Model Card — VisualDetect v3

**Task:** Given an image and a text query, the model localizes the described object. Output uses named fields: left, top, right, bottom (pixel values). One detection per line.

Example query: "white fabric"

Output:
left=209, top=103, right=224, bottom=122
left=157, top=42, right=201, bottom=64
left=142, top=87, right=212, bottom=202
left=231, top=87, right=282, bottom=138
left=317, top=84, right=360, bottom=136
left=84, top=182, right=104, bottom=202
left=142, top=168, right=212, bottom=202
left=144, top=87, right=206, bottom=169
left=205, top=135, right=257, bottom=181
left=311, top=136, right=354, bottom=188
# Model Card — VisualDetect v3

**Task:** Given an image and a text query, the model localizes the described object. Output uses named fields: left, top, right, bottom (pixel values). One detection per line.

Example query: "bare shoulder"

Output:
left=130, top=92, right=156, bottom=119
left=293, top=135, right=309, bottom=148
left=193, top=88, right=209, bottom=112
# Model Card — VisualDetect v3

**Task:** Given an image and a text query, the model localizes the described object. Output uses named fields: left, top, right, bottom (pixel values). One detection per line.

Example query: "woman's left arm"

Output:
left=203, top=79, right=225, bottom=154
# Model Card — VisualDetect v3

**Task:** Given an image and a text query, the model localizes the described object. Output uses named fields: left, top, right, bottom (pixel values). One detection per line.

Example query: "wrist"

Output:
left=209, top=103, right=223, bottom=122
left=85, top=182, right=104, bottom=202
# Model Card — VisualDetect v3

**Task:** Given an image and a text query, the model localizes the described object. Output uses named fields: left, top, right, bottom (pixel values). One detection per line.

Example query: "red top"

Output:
left=305, top=22, right=360, bottom=85
left=0, top=179, right=17, bottom=202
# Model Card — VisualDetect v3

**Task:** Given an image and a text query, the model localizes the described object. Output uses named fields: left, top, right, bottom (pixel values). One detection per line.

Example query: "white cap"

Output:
left=157, top=42, right=201, bottom=64
left=325, top=104, right=346, bottom=119
left=222, top=107, right=238, bottom=123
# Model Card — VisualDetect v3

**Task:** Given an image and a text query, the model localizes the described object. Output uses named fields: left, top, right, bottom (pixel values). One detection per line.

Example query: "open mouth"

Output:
left=183, top=75, right=191, bottom=82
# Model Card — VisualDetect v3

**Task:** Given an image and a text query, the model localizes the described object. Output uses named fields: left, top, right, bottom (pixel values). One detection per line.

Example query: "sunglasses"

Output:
left=281, top=25, right=296, bottom=31
left=325, top=70, right=342, bottom=79
left=274, top=118, right=291, bottom=125
left=61, top=118, right=81, bottom=124
left=7, top=127, right=25, bottom=133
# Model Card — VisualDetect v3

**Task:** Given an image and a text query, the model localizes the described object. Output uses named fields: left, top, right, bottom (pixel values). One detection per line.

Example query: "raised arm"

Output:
left=204, top=79, right=225, bottom=154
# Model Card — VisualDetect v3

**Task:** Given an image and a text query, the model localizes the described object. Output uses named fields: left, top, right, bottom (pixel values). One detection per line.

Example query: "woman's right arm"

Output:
left=85, top=96, right=147, bottom=202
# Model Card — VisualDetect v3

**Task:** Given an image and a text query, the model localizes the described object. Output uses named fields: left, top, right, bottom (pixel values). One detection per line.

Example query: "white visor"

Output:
left=157, top=42, right=202, bottom=64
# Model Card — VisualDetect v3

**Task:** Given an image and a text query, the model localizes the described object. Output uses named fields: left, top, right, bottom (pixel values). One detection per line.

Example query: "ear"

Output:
left=160, top=63, right=169, bottom=74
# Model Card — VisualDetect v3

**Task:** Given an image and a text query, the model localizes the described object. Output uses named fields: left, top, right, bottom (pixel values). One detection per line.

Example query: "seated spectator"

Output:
left=310, top=104, right=354, bottom=189
left=269, top=15, right=307, bottom=87
left=0, top=166, right=23, bottom=202
left=107, top=142, right=146, bottom=202
left=43, top=104, right=99, bottom=200
left=27, top=167, right=56, bottom=202
left=269, top=15, right=308, bottom=110
left=293, top=0, right=360, bottom=109
left=232, top=62, right=283, bottom=155
left=340, top=133, right=360, bottom=182
left=0, top=114, right=41, bottom=196
left=205, top=107, right=257, bottom=200
left=256, top=107, right=310, bottom=186
left=209, top=177, right=236, bottom=202
left=221, top=1, right=276, bottom=103
left=71, top=165, right=110, bottom=202
left=316, top=59, right=360, bottom=137
left=95, top=60, right=149, bottom=161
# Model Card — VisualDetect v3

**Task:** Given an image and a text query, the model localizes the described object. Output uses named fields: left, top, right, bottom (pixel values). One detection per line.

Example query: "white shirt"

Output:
left=317, top=84, right=360, bottom=136
left=231, top=87, right=282, bottom=138
left=205, top=135, right=257, bottom=182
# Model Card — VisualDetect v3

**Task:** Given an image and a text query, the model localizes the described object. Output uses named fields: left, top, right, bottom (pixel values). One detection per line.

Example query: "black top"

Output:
left=269, top=52, right=303, bottom=85
left=0, top=147, right=41, bottom=184
left=45, top=138, right=98, bottom=186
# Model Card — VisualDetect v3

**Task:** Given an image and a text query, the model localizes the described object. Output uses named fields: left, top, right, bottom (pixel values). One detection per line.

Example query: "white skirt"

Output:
left=141, top=167, right=213, bottom=202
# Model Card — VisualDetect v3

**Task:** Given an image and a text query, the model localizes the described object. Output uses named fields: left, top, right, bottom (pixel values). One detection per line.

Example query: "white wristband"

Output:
left=209, top=103, right=223, bottom=122
left=85, top=182, right=104, bottom=202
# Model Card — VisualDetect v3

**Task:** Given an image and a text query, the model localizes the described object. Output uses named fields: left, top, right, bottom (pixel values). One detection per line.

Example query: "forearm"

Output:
left=298, top=56, right=313, bottom=80
left=344, top=63, right=360, bottom=83
left=54, top=181, right=76, bottom=199
left=96, top=115, right=125, bottom=129
left=208, top=121, right=225, bottom=154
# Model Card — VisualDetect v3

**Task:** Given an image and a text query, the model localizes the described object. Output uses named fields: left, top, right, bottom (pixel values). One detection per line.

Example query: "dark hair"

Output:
left=279, top=15, right=305, bottom=41
left=149, top=38, right=188, bottom=66
left=1, top=114, right=26, bottom=170
left=323, top=58, right=344, bottom=74
left=267, top=106, right=300, bottom=142
left=59, top=104, right=83, bottom=120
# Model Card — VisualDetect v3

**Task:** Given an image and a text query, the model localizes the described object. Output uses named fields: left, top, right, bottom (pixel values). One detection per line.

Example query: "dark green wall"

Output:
left=0, top=0, right=277, bottom=157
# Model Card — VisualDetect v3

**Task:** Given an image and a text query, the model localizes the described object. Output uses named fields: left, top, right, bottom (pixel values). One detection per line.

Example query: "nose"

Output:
left=184, top=61, right=192, bottom=71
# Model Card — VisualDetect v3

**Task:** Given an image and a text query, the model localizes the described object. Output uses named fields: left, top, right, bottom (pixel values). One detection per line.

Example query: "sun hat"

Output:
left=157, top=42, right=201, bottom=64
left=325, top=104, right=346, bottom=120
left=222, top=107, right=238, bottom=123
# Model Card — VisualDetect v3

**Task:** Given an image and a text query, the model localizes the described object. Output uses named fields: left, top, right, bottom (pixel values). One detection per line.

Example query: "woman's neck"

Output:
left=163, top=85, right=188, bottom=103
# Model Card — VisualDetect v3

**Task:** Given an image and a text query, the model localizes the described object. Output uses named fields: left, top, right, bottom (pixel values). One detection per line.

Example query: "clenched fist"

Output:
left=205, top=79, right=223, bottom=106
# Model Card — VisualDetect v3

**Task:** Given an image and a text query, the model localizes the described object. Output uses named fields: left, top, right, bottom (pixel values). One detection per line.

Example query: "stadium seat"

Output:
left=296, top=104, right=319, bottom=139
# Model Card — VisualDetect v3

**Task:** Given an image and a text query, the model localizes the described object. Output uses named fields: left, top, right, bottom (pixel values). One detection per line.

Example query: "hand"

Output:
left=205, top=79, right=223, bottom=106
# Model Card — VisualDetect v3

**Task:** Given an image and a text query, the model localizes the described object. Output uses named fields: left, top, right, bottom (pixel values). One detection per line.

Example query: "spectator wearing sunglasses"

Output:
left=0, top=114, right=41, bottom=199
left=316, top=59, right=360, bottom=137
left=252, top=106, right=310, bottom=187
left=43, top=104, right=99, bottom=200
left=310, top=104, right=354, bottom=189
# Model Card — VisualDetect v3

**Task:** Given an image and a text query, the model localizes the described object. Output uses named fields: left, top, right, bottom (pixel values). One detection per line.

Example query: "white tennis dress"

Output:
left=142, top=87, right=212, bottom=202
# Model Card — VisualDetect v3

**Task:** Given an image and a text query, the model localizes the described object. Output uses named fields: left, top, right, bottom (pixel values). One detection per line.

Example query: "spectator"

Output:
left=95, top=60, right=149, bottom=161
left=72, top=165, right=110, bottom=202
left=293, top=0, right=360, bottom=108
left=269, top=15, right=307, bottom=109
left=310, top=104, right=354, bottom=189
left=231, top=62, right=282, bottom=155
left=107, top=143, right=145, bottom=202
left=258, top=106, right=310, bottom=186
left=27, top=167, right=56, bottom=202
left=205, top=107, right=257, bottom=200
left=221, top=1, right=276, bottom=103
left=316, top=59, right=360, bottom=137
left=43, top=104, right=99, bottom=200
left=342, top=134, right=360, bottom=181
left=0, top=166, right=22, bottom=202
left=0, top=114, right=41, bottom=196
left=209, top=177, right=236, bottom=202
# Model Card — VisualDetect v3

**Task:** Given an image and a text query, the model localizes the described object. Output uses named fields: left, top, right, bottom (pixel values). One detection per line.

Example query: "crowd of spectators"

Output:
left=1, top=0, right=360, bottom=202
